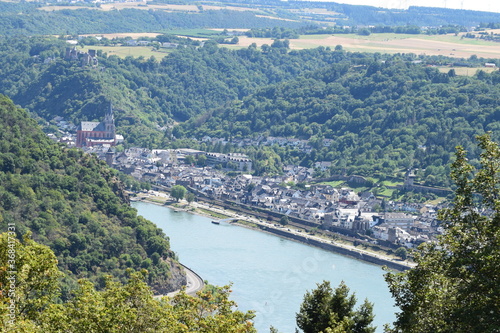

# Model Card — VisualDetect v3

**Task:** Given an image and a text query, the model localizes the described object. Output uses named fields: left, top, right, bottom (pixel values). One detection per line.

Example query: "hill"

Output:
left=0, top=234, right=256, bottom=331
left=0, top=1, right=304, bottom=36
left=2, top=36, right=500, bottom=187
left=2, top=0, right=500, bottom=36
left=174, top=51, right=500, bottom=187
left=0, top=94, right=184, bottom=296
left=0, top=37, right=345, bottom=146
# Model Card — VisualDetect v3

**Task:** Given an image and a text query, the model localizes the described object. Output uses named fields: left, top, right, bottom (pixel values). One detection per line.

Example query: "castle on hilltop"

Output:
left=65, top=47, right=98, bottom=67
left=76, top=104, right=117, bottom=147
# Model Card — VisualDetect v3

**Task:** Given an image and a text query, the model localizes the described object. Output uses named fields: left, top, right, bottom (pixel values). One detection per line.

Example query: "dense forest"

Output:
left=0, top=95, right=184, bottom=297
left=0, top=1, right=304, bottom=36
left=1, top=36, right=500, bottom=186
left=178, top=53, right=500, bottom=186
left=0, top=37, right=350, bottom=146
left=2, top=0, right=500, bottom=36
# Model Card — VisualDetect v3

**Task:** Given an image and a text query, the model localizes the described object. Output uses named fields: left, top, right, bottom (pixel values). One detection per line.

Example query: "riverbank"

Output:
left=131, top=191, right=415, bottom=271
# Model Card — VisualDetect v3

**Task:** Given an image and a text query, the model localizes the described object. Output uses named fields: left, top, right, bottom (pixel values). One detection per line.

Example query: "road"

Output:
left=163, top=264, right=205, bottom=298
left=183, top=264, right=205, bottom=295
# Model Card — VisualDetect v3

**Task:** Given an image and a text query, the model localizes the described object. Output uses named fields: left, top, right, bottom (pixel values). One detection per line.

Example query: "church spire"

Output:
left=104, top=102, right=115, bottom=138
left=105, top=102, right=114, bottom=122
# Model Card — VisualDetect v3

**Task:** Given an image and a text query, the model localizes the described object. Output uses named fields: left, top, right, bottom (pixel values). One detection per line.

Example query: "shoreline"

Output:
left=131, top=192, right=414, bottom=271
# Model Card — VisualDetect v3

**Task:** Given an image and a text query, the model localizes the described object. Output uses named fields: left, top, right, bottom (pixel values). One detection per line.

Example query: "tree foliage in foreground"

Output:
left=296, top=280, right=375, bottom=333
left=385, top=133, right=500, bottom=332
left=0, top=233, right=256, bottom=332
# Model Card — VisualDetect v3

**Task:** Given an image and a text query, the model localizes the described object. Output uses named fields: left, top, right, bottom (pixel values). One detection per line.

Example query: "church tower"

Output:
left=76, top=102, right=117, bottom=147
left=104, top=103, right=116, bottom=140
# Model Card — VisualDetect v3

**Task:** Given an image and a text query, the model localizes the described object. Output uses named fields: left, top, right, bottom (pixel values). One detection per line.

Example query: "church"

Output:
left=76, top=104, right=117, bottom=147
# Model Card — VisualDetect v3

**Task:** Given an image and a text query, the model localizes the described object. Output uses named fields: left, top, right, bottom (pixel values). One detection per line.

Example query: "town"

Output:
left=49, top=110, right=443, bottom=252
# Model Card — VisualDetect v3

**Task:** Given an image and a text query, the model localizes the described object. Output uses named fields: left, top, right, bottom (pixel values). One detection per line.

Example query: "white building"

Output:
left=383, top=213, right=415, bottom=230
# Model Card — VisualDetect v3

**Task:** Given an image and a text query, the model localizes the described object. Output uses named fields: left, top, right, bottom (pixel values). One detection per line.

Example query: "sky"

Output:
left=307, top=0, right=500, bottom=13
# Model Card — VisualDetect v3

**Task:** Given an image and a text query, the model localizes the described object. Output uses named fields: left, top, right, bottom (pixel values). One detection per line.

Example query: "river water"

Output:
left=133, top=201, right=397, bottom=332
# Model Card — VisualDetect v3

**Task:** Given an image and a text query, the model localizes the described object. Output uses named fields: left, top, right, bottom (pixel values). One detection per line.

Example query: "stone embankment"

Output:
left=258, top=226, right=411, bottom=271
left=133, top=190, right=414, bottom=271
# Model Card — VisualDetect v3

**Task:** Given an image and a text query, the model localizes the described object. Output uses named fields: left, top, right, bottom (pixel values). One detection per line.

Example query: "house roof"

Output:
left=80, top=121, right=100, bottom=131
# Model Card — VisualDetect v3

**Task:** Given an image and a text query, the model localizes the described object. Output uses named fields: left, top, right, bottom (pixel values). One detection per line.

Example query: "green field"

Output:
left=77, top=28, right=500, bottom=60
left=378, top=187, right=396, bottom=197
left=82, top=45, right=173, bottom=58
left=318, top=180, right=345, bottom=188
left=167, top=29, right=222, bottom=38
left=237, top=31, right=500, bottom=58
left=78, top=29, right=500, bottom=61
left=380, top=179, right=402, bottom=187
left=438, top=67, right=497, bottom=76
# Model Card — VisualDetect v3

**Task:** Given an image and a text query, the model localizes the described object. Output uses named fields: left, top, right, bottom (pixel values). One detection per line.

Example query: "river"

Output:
left=133, top=201, right=397, bottom=332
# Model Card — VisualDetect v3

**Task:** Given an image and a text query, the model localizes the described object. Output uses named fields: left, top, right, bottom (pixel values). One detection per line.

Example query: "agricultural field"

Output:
left=33, top=0, right=500, bottom=60
left=437, top=67, right=498, bottom=76
left=81, top=45, right=172, bottom=58
left=81, top=32, right=162, bottom=39
left=38, top=1, right=264, bottom=13
left=77, top=29, right=500, bottom=64
left=236, top=32, right=500, bottom=59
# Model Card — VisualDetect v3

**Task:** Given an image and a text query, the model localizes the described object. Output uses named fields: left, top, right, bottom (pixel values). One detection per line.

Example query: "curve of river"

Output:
left=133, top=201, right=397, bottom=332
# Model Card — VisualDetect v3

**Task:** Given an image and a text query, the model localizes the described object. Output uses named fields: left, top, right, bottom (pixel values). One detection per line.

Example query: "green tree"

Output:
left=357, top=28, right=371, bottom=36
left=196, top=154, right=207, bottom=166
left=296, top=281, right=376, bottom=333
left=0, top=233, right=62, bottom=327
left=280, top=215, right=289, bottom=226
left=186, top=192, right=196, bottom=204
left=171, top=185, right=187, bottom=202
left=385, top=133, right=500, bottom=332
left=1, top=233, right=257, bottom=332
left=41, top=275, right=256, bottom=332
left=394, top=247, right=408, bottom=260
left=185, top=155, right=195, bottom=165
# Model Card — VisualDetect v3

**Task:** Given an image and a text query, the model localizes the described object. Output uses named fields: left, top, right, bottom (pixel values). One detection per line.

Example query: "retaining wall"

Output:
left=259, top=226, right=411, bottom=272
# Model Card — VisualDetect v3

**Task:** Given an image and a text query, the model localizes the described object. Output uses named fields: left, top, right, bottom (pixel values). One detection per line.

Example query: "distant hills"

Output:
left=1, top=0, right=500, bottom=36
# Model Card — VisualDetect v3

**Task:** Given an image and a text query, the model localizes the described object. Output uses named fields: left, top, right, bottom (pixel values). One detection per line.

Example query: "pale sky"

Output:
left=308, top=0, right=500, bottom=13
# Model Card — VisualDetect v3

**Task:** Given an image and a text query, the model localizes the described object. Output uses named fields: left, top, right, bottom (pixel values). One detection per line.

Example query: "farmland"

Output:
left=38, top=1, right=264, bottom=13
left=33, top=0, right=500, bottom=60
left=236, top=33, right=500, bottom=59
left=81, top=45, right=172, bottom=58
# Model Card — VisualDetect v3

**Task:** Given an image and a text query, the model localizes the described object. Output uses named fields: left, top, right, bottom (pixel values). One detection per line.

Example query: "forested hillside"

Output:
left=1, top=0, right=500, bottom=36
left=0, top=1, right=303, bottom=36
left=0, top=37, right=345, bottom=146
left=2, top=37, right=500, bottom=186
left=0, top=95, right=184, bottom=297
left=180, top=55, right=500, bottom=186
